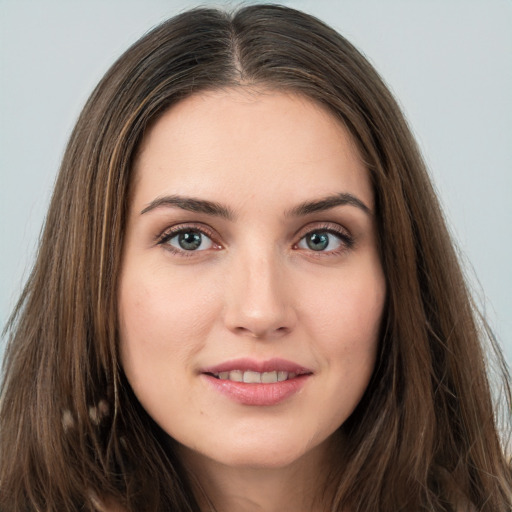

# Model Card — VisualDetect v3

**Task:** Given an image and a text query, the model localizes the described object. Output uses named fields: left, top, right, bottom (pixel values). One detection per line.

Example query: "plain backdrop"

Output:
left=1, top=0, right=511, bottom=365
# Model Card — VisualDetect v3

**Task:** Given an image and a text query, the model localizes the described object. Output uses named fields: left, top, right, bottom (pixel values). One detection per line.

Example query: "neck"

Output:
left=179, top=436, right=342, bottom=512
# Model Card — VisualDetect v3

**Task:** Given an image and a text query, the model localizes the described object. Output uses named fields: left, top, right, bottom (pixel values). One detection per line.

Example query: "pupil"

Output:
left=178, top=231, right=202, bottom=250
left=307, top=232, right=329, bottom=251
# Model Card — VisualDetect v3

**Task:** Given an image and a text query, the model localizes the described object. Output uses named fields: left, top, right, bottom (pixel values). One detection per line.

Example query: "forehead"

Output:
left=132, top=88, right=373, bottom=214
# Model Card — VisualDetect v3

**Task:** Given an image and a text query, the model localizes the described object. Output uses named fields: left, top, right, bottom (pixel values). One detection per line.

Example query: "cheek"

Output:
left=119, top=265, right=214, bottom=341
left=117, top=265, right=220, bottom=388
left=307, top=268, right=384, bottom=340
left=301, top=263, right=385, bottom=381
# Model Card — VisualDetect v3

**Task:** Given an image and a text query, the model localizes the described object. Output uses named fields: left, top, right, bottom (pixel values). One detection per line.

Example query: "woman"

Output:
left=1, top=4, right=510, bottom=511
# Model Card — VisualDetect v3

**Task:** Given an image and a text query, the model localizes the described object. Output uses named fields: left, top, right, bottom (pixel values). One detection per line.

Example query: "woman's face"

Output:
left=118, top=88, right=386, bottom=470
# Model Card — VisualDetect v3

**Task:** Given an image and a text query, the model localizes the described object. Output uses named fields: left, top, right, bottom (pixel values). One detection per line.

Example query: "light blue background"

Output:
left=1, top=0, right=511, bottom=364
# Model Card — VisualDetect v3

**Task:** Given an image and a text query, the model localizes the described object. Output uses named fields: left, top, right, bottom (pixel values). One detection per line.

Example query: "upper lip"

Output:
left=201, top=358, right=313, bottom=375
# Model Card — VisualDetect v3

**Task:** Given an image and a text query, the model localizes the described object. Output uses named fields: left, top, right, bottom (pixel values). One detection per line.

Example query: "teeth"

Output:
left=243, top=371, right=261, bottom=383
left=229, top=370, right=244, bottom=382
left=213, top=370, right=299, bottom=383
left=261, top=371, right=278, bottom=383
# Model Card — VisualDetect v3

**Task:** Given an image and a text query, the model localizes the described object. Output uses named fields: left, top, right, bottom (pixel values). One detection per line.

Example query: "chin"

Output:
left=186, top=428, right=332, bottom=471
left=217, top=446, right=304, bottom=469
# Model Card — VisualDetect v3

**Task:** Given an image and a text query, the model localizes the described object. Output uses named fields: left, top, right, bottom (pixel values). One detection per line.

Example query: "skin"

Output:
left=118, top=88, right=386, bottom=512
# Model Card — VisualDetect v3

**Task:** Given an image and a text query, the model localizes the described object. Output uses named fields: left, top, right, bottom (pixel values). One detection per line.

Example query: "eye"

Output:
left=158, top=227, right=216, bottom=253
left=296, top=227, right=353, bottom=253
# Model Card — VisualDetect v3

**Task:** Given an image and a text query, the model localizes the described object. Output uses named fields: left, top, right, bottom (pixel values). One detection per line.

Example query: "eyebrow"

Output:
left=285, top=193, right=372, bottom=217
left=140, top=192, right=371, bottom=219
left=140, top=195, right=235, bottom=220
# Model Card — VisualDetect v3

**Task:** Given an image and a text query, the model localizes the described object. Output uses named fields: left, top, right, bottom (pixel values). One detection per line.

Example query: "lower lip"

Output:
left=202, top=374, right=310, bottom=406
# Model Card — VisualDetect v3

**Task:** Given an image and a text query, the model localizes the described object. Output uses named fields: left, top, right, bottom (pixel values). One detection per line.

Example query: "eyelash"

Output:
left=156, top=223, right=219, bottom=257
left=156, top=222, right=354, bottom=257
left=294, top=223, right=354, bottom=256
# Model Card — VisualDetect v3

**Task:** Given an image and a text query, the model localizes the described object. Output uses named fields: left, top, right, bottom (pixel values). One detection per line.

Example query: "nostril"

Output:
left=232, top=325, right=290, bottom=338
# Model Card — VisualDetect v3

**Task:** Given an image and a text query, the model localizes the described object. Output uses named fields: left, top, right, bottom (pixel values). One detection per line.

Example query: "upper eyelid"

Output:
left=156, top=222, right=218, bottom=244
left=294, top=221, right=352, bottom=239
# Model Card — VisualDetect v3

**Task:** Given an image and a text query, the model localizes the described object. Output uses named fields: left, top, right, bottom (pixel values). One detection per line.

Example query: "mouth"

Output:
left=206, top=370, right=302, bottom=383
left=200, top=358, right=313, bottom=406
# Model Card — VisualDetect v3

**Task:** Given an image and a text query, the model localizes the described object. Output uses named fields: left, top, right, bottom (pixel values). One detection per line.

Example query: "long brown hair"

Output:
left=1, top=5, right=510, bottom=511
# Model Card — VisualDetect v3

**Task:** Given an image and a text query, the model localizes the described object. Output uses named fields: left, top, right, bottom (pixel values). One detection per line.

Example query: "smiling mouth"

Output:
left=207, top=370, right=301, bottom=383
left=201, top=358, right=313, bottom=405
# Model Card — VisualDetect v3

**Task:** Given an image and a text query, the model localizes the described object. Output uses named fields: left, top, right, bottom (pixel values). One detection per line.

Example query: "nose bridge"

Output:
left=223, top=242, right=295, bottom=338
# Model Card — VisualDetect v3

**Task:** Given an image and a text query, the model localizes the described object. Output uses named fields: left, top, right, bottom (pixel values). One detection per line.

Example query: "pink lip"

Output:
left=200, top=358, right=313, bottom=406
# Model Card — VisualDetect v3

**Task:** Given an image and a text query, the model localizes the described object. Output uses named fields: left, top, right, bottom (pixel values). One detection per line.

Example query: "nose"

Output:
left=222, top=248, right=297, bottom=340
